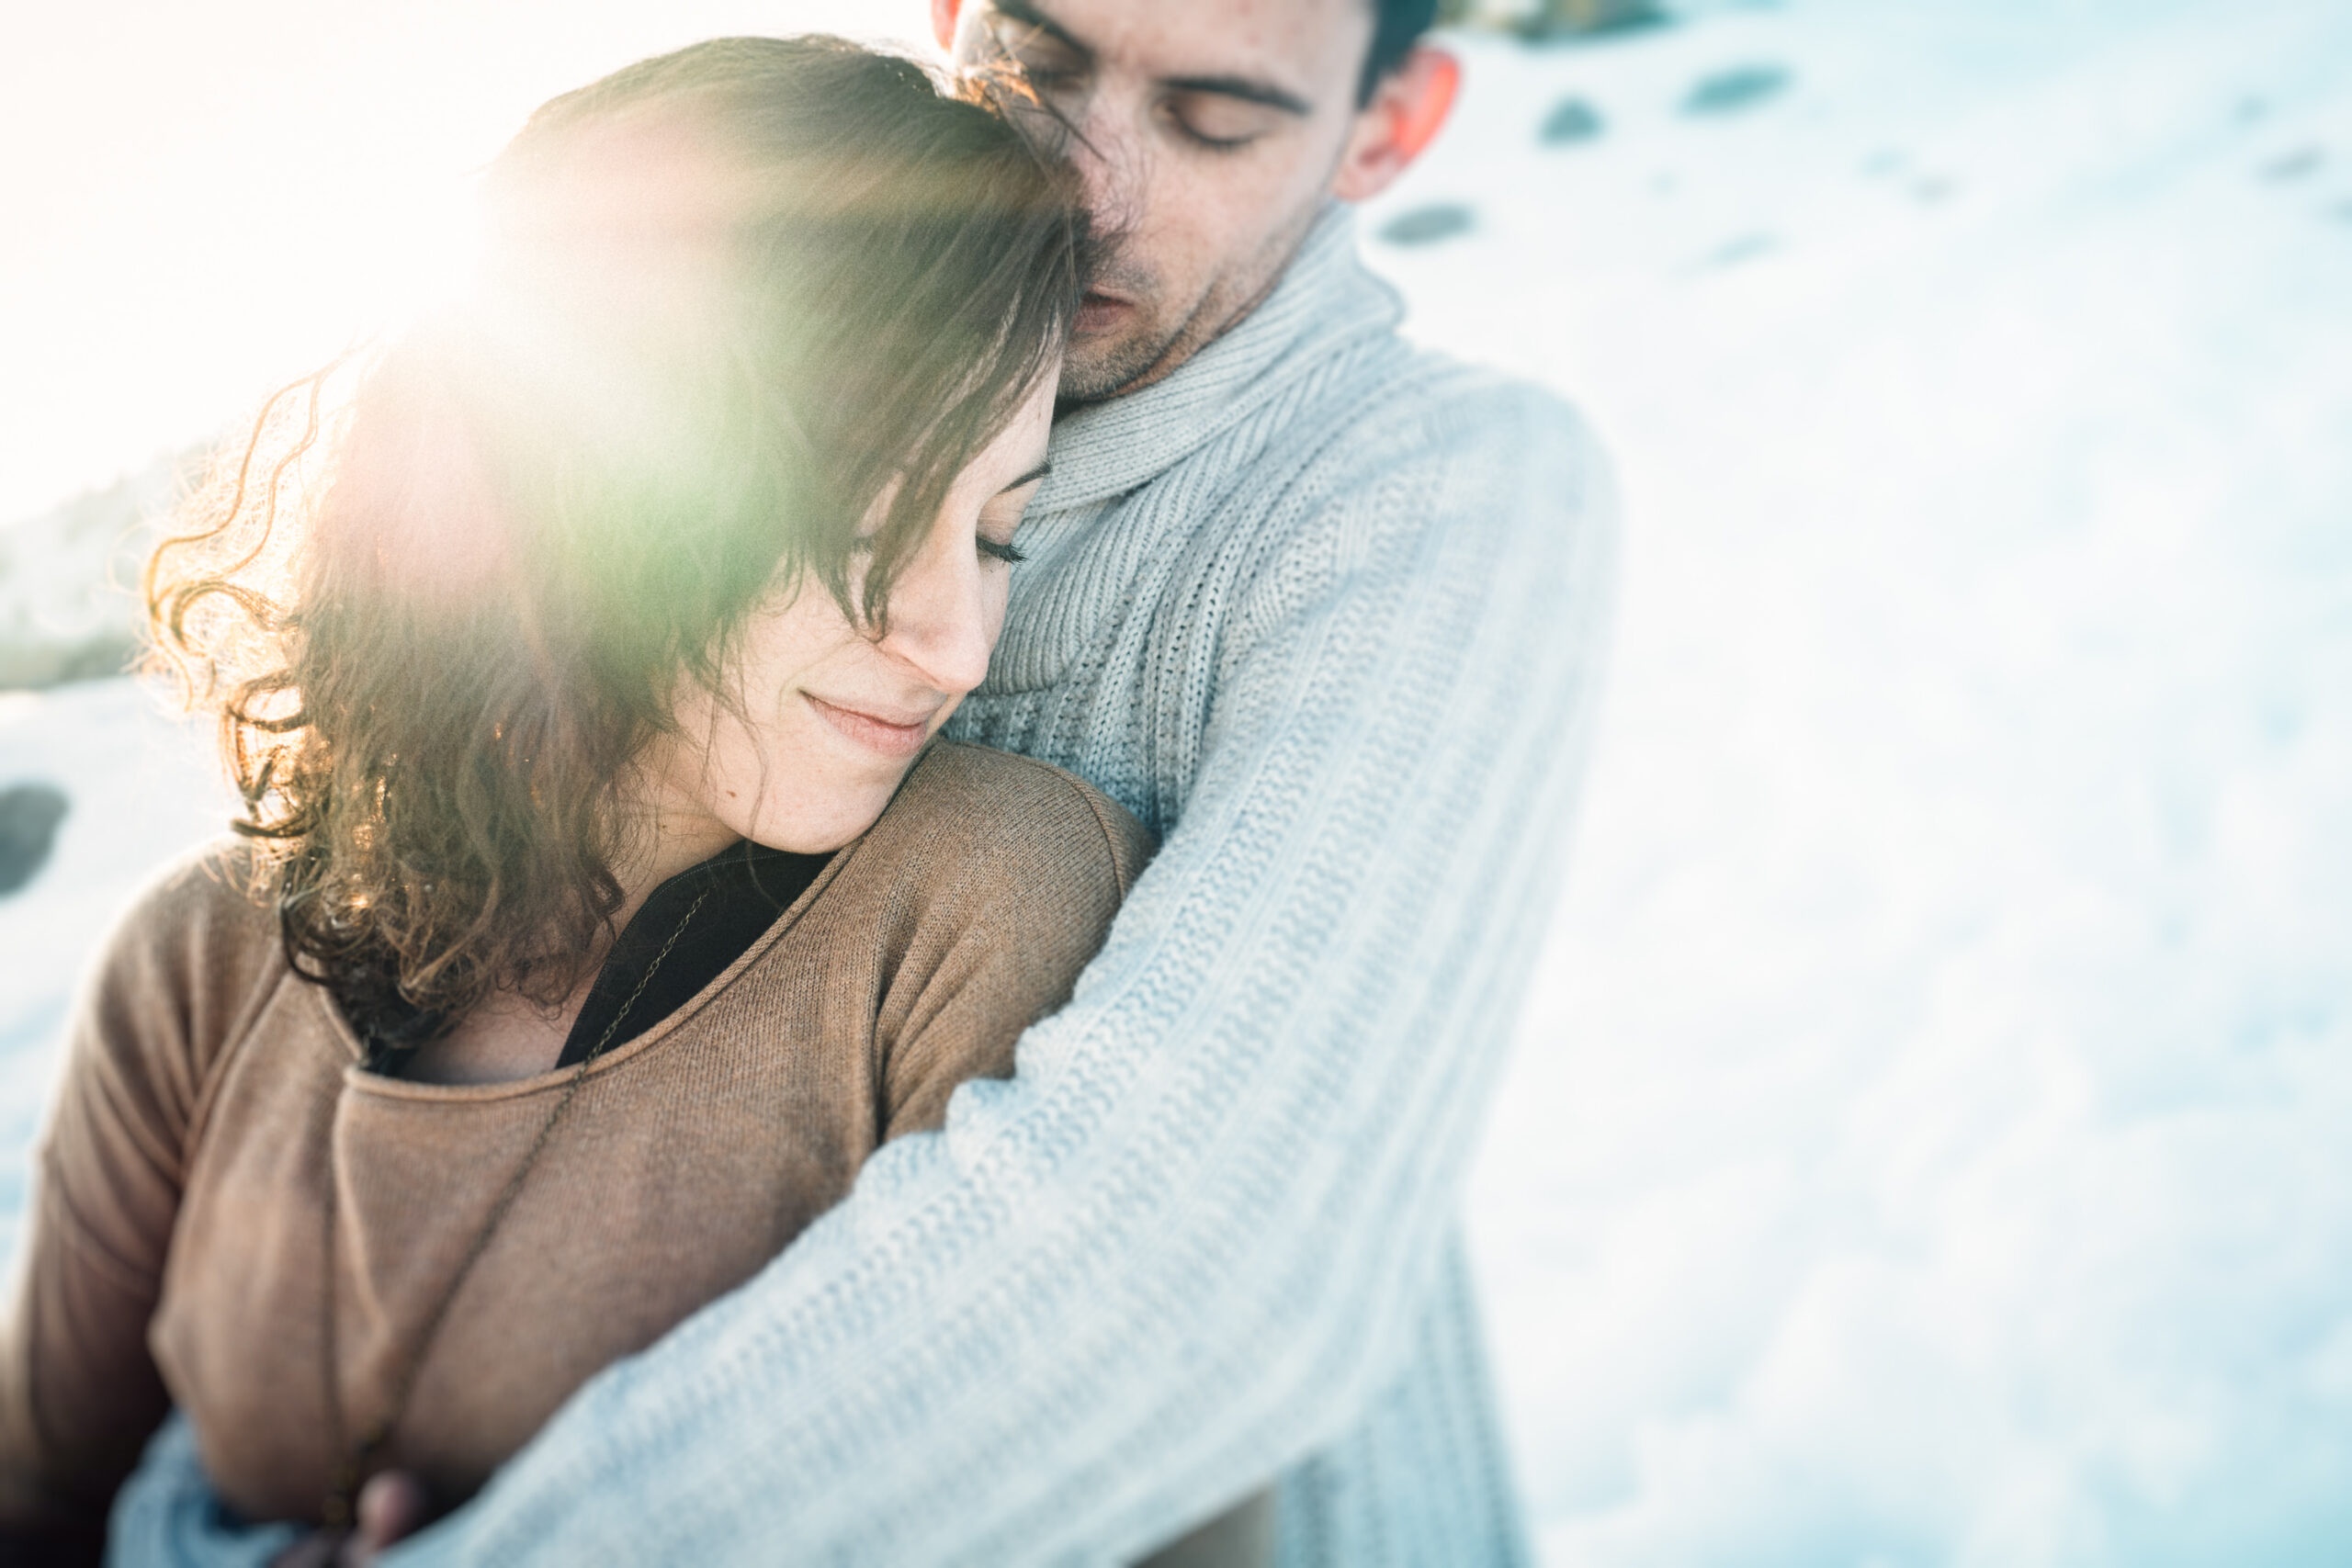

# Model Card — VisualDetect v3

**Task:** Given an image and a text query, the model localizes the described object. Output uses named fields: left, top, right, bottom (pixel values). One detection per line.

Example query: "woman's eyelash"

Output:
left=849, top=536, right=1022, bottom=563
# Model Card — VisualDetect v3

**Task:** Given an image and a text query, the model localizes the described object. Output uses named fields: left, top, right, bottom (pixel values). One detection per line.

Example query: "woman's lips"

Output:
left=803, top=693, right=933, bottom=759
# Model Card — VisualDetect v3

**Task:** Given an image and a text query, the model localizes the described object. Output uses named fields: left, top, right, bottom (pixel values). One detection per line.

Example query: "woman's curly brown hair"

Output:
left=145, top=37, right=1091, bottom=1047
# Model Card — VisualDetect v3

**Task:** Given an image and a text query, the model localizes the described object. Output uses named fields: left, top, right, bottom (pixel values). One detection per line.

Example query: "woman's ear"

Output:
left=1331, top=47, right=1462, bottom=203
left=932, top=0, right=965, bottom=51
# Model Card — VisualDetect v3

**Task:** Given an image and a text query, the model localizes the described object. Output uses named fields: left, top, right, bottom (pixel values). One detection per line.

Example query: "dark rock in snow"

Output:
left=1379, top=204, right=1476, bottom=246
left=1510, top=0, right=1669, bottom=44
left=1540, top=97, right=1606, bottom=146
left=0, top=782, right=70, bottom=897
left=1683, top=64, right=1792, bottom=118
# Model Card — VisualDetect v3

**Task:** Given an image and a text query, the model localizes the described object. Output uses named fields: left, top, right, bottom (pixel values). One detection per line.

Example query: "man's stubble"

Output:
left=1056, top=189, right=1330, bottom=408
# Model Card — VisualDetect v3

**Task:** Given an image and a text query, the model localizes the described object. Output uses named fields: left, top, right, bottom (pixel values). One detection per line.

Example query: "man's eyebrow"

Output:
left=988, top=0, right=1091, bottom=63
left=985, top=3, right=1310, bottom=118
left=1158, top=74, right=1314, bottom=118
left=998, top=460, right=1053, bottom=494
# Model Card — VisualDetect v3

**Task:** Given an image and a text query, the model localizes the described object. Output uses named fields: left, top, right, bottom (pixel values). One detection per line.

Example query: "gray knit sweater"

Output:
left=112, top=208, right=1618, bottom=1567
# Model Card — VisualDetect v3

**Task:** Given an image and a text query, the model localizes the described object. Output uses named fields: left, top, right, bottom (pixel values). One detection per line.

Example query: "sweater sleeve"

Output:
left=135, top=383, right=1616, bottom=1567
left=0, top=844, right=279, bottom=1562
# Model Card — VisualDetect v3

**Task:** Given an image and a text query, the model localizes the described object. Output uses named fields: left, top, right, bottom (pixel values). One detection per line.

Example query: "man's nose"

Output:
left=1066, top=96, right=1146, bottom=239
left=875, top=539, right=993, bottom=699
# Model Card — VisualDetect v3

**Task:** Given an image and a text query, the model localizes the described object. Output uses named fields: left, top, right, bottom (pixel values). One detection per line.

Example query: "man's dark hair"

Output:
left=1361, top=0, right=1442, bottom=105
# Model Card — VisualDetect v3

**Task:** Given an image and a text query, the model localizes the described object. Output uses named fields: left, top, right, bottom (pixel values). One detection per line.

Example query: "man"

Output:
left=123, top=1, right=1615, bottom=1560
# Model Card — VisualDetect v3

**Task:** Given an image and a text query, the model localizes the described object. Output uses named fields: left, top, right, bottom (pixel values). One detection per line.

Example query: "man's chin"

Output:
left=1056, top=330, right=1172, bottom=406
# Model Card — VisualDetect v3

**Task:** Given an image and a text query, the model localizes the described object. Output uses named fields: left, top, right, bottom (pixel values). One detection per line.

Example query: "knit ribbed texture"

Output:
left=113, top=207, right=1618, bottom=1567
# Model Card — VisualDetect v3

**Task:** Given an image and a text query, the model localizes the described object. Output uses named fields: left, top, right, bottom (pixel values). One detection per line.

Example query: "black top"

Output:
left=552, top=839, right=832, bottom=1067
left=363, top=840, right=832, bottom=1077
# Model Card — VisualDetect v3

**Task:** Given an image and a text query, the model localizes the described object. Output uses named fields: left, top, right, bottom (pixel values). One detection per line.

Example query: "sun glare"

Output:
left=287, top=172, right=492, bottom=364
left=366, top=179, right=492, bottom=338
left=2, top=0, right=927, bottom=525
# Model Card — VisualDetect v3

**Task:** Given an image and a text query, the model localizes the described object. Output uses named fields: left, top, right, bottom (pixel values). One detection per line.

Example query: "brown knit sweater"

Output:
left=0, top=740, right=1152, bottom=1546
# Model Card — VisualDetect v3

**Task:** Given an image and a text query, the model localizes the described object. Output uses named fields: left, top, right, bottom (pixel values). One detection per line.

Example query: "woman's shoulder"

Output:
left=876, top=740, right=1155, bottom=901
left=61, top=835, right=289, bottom=1144
left=85, top=835, right=288, bottom=1041
left=108, top=833, right=278, bottom=948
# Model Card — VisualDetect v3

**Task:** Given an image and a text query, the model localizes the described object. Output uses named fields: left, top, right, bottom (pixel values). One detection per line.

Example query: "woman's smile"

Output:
left=635, top=368, right=1057, bottom=858
left=802, top=691, right=939, bottom=759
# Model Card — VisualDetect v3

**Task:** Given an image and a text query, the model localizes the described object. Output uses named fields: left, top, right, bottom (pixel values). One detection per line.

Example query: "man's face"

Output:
left=950, top=0, right=1377, bottom=402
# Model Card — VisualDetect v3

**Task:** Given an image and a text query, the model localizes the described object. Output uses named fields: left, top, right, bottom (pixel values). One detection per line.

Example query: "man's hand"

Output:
left=269, top=1472, right=431, bottom=1568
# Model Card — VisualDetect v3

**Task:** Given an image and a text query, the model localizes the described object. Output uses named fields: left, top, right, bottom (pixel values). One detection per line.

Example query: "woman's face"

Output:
left=637, top=369, right=1058, bottom=858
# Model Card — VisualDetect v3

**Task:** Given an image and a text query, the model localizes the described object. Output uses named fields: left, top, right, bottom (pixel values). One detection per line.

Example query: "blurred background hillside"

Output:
left=6, top=1, right=2351, bottom=1562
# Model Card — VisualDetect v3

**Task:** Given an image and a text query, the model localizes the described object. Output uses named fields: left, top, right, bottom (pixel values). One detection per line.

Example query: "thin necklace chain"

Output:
left=319, top=887, right=712, bottom=1530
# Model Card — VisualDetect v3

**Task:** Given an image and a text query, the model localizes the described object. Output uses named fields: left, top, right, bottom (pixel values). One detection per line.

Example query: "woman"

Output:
left=0, top=36, right=1268, bottom=1563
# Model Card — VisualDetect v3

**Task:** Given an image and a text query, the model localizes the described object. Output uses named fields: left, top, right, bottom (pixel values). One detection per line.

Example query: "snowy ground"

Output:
left=0, top=682, right=235, bottom=1258
left=1356, top=2, right=2352, bottom=1562
left=5, top=1, right=2351, bottom=1562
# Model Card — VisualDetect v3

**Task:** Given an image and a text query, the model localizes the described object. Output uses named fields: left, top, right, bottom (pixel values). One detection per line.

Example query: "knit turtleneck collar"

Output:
left=1034, top=204, right=1403, bottom=512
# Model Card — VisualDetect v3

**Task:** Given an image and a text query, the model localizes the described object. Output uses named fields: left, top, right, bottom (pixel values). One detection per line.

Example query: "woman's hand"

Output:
left=269, top=1472, right=430, bottom=1568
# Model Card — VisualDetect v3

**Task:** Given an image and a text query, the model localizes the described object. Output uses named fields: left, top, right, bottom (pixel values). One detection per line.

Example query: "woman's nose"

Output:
left=875, top=540, right=993, bottom=698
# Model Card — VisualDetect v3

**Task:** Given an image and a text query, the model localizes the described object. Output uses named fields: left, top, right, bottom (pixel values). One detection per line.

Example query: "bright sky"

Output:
left=0, top=0, right=931, bottom=524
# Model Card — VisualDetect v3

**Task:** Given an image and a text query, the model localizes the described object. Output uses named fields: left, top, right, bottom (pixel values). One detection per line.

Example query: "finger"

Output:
left=351, top=1471, right=433, bottom=1562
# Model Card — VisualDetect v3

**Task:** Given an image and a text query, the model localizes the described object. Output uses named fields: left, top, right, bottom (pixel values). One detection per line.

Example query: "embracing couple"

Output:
left=0, top=1, right=1614, bottom=1562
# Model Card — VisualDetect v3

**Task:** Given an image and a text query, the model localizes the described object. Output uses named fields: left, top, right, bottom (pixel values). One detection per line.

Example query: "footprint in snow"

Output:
left=1701, top=232, right=1777, bottom=271
left=1378, top=204, right=1476, bottom=246
left=1682, top=64, right=1792, bottom=118
left=1511, top=0, right=1668, bottom=44
left=0, top=782, right=71, bottom=897
left=1539, top=96, right=1605, bottom=147
left=2260, top=146, right=2324, bottom=183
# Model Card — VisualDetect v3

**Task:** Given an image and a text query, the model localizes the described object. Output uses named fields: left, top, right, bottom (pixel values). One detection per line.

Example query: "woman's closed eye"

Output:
left=976, top=502, right=1032, bottom=565
left=978, top=460, right=1049, bottom=566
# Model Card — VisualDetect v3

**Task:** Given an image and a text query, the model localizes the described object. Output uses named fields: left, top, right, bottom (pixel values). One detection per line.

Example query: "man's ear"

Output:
left=932, top=0, right=964, bottom=51
left=1331, top=47, right=1461, bottom=203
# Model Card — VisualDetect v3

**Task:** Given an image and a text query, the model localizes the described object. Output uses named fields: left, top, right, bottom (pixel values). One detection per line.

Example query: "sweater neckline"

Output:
left=320, top=834, right=859, bottom=1105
